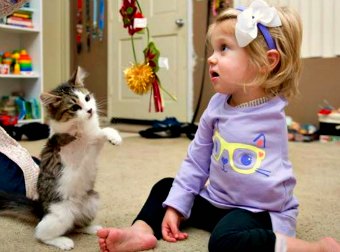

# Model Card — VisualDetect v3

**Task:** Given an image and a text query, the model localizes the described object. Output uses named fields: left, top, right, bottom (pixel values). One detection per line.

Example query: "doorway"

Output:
left=70, top=0, right=108, bottom=116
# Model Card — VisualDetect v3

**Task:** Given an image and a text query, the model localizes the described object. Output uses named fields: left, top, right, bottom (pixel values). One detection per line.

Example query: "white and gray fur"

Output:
left=0, top=66, right=122, bottom=250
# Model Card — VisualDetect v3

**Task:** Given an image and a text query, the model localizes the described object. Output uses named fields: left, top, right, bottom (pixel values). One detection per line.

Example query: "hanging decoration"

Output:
left=76, top=0, right=83, bottom=54
left=119, top=0, right=176, bottom=112
left=76, top=0, right=104, bottom=54
left=98, top=0, right=105, bottom=41
left=92, top=0, right=98, bottom=39
left=85, top=0, right=91, bottom=51
left=211, top=0, right=234, bottom=16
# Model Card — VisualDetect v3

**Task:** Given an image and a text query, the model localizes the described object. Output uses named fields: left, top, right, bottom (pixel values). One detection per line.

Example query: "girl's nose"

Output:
left=207, top=55, right=217, bottom=65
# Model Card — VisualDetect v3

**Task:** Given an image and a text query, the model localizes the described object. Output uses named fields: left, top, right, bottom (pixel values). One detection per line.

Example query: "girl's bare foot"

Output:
left=286, top=235, right=340, bottom=252
left=97, top=223, right=157, bottom=252
left=317, top=237, right=340, bottom=252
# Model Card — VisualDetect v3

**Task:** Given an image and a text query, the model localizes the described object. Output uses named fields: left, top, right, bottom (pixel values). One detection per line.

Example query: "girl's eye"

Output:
left=71, top=104, right=81, bottom=111
left=85, top=94, right=91, bottom=102
left=221, top=44, right=229, bottom=52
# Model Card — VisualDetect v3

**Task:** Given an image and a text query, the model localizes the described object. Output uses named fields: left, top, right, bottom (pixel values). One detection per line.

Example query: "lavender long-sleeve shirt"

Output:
left=163, top=93, right=299, bottom=236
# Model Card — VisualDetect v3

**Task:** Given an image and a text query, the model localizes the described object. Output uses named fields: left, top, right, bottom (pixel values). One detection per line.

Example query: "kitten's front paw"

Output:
left=42, top=236, right=74, bottom=250
left=102, top=127, right=122, bottom=145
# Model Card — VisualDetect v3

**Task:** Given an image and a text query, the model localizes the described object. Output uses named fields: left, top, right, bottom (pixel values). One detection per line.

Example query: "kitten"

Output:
left=0, top=66, right=122, bottom=250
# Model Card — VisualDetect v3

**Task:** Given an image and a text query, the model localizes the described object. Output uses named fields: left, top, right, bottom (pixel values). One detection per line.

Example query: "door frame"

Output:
left=187, top=0, right=194, bottom=122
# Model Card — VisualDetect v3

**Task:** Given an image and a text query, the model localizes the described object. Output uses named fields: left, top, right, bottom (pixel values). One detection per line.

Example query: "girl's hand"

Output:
left=161, top=207, right=188, bottom=242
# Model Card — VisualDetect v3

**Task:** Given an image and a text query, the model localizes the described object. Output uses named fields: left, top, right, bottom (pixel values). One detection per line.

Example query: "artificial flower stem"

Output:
left=135, top=0, right=143, bottom=14
left=130, top=35, right=138, bottom=64
left=146, top=27, right=150, bottom=45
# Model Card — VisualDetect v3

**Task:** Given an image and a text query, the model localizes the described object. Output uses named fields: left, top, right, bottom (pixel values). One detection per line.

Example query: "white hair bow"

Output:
left=235, top=0, right=282, bottom=48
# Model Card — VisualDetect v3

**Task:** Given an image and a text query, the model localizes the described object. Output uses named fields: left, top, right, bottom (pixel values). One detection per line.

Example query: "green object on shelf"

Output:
left=31, top=98, right=41, bottom=119
left=24, top=100, right=32, bottom=119
left=15, top=97, right=26, bottom=120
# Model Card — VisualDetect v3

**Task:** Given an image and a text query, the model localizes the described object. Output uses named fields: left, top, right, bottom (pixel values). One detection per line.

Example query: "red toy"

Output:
left=0, top=114, right=18, bottom=126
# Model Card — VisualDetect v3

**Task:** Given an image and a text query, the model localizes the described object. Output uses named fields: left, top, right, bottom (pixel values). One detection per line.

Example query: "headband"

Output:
left=235, top=0, right=282, bottom=50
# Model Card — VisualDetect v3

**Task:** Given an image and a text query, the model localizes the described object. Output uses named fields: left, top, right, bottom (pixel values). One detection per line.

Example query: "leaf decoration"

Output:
left=144, top=42, right=160, bottom=73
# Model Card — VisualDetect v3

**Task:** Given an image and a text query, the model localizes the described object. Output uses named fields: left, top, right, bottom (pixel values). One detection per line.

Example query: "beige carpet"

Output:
left=1, top=131, right=340, bottom=252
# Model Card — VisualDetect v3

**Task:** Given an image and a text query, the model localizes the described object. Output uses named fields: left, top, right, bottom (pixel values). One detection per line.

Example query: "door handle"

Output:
left=175, top=18, right=185, bottom=27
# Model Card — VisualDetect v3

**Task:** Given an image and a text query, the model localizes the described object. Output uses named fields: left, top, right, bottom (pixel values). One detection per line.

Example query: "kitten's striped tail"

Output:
left=0, top=191, right=44, bottom=223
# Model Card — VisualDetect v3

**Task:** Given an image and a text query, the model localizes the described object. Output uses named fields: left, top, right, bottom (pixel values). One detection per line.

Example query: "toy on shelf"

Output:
left=18, top=49, right=33, bottom=74
left=0, top=96, right=18, bottom=126
left=0, top=51, right=12, bottom=74
left=15, top=97, right=26, bottom=120
left=11, top=50, right=21, bottom=74
left=0, top=114, right=18, bottom=126
left=0, top=49, right=33, bottom=75
left=15, top=97, right=40, bottom=120
left=2, top=51, right=12, bottom=66
left=0, top=95, right=41, bottom=125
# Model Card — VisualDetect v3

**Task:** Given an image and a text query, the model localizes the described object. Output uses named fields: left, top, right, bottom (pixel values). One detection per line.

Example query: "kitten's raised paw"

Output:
left=102, top=127, right=122, bottom=145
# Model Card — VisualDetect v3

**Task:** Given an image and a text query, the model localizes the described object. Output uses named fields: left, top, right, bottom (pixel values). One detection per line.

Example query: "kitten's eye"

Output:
left=85, top=94, right=90, bottom=102
left=71, top=104, right=81, bottom=112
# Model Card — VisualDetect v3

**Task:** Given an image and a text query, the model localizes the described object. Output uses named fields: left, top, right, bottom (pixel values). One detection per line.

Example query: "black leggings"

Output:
left=134, top=178, right=276, bottom=252
left=0, top=153, right=40, bottom=196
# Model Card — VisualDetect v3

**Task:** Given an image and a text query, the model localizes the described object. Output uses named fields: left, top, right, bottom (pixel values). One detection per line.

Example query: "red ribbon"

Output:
left=151, top=78, right=163, bottom=112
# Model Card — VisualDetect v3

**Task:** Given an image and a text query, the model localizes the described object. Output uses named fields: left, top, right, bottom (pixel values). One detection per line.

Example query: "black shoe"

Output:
left=139, top=124, right=182, bottom=139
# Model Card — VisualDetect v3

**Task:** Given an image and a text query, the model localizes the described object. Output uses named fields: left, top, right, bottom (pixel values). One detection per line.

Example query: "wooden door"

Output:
left=108, top=0, right=191, bottom=122
left=70, top=0, right=108, bottom=115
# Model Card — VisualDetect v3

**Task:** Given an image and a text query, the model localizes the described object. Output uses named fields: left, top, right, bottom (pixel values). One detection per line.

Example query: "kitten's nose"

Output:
left=87, top=108, right=92, bottom=114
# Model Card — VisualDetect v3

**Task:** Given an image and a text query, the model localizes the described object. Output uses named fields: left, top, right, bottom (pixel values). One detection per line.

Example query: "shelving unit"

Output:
left=0, top=0, right=43, bottom=125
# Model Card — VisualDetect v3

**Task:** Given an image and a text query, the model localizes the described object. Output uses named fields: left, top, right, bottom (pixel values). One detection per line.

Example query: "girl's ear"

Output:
left=259, top=49, right=280, bottom=73
left=266, top=49, right=280, bottom=71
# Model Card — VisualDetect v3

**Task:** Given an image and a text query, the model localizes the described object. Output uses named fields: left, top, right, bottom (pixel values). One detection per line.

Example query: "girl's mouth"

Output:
left=211, top=72, right=219, bottom=77
left=210, top=71, right=219, bottom=81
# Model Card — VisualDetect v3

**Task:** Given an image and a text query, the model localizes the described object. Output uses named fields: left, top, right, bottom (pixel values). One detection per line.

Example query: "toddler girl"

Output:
left=97, top=1, right=340, bottom=251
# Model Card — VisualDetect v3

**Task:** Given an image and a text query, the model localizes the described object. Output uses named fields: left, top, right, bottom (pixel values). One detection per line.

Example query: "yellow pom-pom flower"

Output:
left=124, top=63, right=155, bottom=95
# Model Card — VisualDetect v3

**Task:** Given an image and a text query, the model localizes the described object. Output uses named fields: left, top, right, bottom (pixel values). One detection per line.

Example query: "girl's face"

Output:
left=207, top=21, right=257, bottom=96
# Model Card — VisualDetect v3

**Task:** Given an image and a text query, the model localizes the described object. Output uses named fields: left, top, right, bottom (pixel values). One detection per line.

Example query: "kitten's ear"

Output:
left=40, top=92, right=62, bottom=107
left=69, top=66, right=88, bottom=87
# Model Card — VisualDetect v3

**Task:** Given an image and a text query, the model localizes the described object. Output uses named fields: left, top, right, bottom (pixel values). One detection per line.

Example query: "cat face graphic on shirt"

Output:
left=212, top=130, right=270, bottom=177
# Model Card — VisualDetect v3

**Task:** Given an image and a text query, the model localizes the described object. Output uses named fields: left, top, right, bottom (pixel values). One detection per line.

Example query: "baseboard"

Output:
left=110, top=118, right=154, bottom=125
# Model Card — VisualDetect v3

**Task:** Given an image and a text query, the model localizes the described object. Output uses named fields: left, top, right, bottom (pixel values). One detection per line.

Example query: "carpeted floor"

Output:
left=0, top=129, right=340, bottom=252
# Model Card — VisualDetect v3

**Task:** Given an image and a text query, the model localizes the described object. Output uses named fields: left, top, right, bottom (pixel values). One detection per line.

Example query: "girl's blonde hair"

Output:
left=207, top=6, right=303, bottom=100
